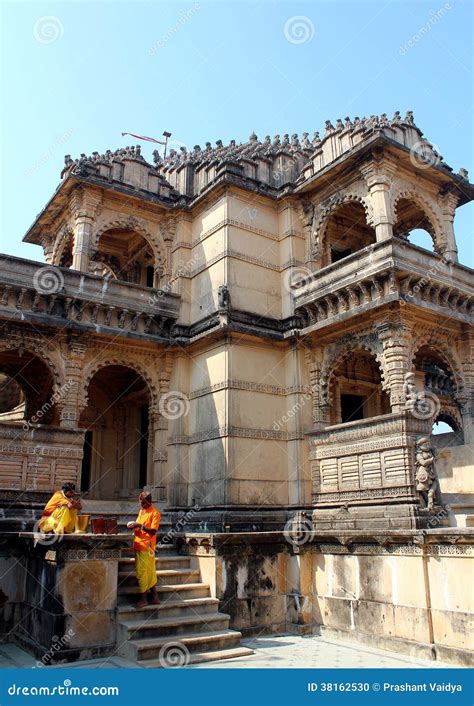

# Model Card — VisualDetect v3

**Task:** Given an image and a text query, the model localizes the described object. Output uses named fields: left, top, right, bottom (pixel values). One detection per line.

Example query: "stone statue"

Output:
left=404, top=372, right=419, bottom=409
left=415, top=436, right=441, bottom=511
left=217, top=284, right=231, bottom=310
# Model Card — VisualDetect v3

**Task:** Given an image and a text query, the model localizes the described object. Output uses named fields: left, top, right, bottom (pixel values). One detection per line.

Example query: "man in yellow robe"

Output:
left=39, top=483, right=81, bottom=534
left=127, top=492, right=161, bottom=608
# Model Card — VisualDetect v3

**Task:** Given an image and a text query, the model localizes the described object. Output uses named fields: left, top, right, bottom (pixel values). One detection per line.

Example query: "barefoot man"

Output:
left=127, top=492, right=161, bottom=609
left=39, top=482, right=82, bottom=534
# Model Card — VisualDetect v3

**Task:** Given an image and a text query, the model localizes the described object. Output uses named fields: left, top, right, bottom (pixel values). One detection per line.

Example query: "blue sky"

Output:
left=1, top=0, right=472, bottom=265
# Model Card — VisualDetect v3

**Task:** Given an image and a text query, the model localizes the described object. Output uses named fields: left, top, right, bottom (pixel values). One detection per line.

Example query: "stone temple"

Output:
left=0, top=111, right=473, bottom=666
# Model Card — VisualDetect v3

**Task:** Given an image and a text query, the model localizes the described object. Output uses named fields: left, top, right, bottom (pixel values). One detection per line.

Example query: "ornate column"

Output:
left=71, top=189, right=102, bottom=273
left=438, top=192, right=459, bottom=263
left=306, top=348, right=329, bottom=429
left=360, top=160, right=397, bottom=243
left=149, top=407, right=169, bottom=502
left=376, top=317, right=412, bottom=412
left=458, top=329, right=474, bottom=443
left=56, top=338, right=87, bottom=429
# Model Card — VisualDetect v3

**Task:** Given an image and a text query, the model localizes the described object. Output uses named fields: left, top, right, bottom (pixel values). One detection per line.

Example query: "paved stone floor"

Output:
left=0, top=636, right=455, bottom=669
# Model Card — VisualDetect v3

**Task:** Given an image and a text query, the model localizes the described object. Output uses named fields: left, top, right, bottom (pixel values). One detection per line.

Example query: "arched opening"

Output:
left=321, top=201, right=376, bottom=267
left=0, top=349, right=57, bottom=425
left=412, top=345, right=463, bottom=444
left=79, top=364, right=151, bottom=499
left=92, top=228, right=157, bottom=287
left=393, top=198, right=437, bottom=252
left=57, top=230, right=74, bottom=268
left=329, top=348, right=390, bottom=425
left=0, top=373, right=25, bottom=421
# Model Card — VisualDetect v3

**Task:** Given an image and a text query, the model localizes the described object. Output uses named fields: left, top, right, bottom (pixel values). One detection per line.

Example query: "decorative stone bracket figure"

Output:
left=415, top=436, right=441, bottom=511
left=217, top=284, right=231, bottom=311
left=404, top=372, right=419, bottom=410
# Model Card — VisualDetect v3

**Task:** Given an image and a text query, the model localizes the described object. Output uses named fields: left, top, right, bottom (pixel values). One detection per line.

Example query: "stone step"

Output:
left=118, top=569, right=200, bottom=587
left=118, top=556, right=190, bottom=570
left=119, top=629, right=244, bottom=662
left=117, top=583, right=210, bottom=604
left=118, top=612, right=230, bottom=641
left=117, top=597, right=220, bottom=621
left=139, top=645, right=254, bottom=668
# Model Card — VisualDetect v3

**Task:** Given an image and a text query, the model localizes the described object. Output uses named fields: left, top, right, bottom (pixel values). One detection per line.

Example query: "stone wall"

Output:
left=181, top=531, right=474, bottom=666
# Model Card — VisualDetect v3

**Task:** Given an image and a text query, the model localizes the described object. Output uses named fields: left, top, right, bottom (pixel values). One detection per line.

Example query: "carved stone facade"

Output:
left=0, top=111, right=472, bottom=528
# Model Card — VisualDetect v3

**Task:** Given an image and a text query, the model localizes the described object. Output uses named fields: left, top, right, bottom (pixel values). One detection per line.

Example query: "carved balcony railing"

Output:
left=0, top=255, right=180, bottom=340
left=292, top=239, right=474, bottom=332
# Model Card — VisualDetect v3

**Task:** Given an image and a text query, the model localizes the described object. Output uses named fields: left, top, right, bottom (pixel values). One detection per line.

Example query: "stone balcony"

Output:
left=0, top=254, right=180, bottom=340
left=292, top=239, right=474, bottom=333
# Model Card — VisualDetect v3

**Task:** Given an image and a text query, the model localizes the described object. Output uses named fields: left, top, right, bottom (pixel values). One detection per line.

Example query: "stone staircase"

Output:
left=116, top=544, right=253, bottom=667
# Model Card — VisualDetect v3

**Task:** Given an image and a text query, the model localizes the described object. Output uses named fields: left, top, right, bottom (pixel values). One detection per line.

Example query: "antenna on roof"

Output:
left=162, top=132, right=172, bottom=158
left=121, top=131, right=172, bottom=158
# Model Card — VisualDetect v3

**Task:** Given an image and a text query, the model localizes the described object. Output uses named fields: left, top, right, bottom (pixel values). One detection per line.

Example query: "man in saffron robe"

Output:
left=127, top=492, right=161, bottom=608
left=39, top=482, right=82, bottom=534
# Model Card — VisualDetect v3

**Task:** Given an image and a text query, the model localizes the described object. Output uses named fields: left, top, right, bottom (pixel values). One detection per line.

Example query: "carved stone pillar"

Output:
left=360, top=161, right=397, bottom=242
left=438, top=192, right=459, bottom=263
left=376, top=319, right=412, bottom=412
left=57, top=339, right=87, bottom=430
left=71, top=189, right=102, bottom=273
left=458, top=329, right=474, bottom=443
left=149, top=408, right=168, bottom=501
left=307, top=349, right=329, bottom=429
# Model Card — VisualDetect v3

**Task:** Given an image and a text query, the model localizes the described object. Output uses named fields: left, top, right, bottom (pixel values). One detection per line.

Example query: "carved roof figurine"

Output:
left=55, top=111, right=470, bottom=205
left=458, top=168, right=469, bottom=180
left=325, top=120, right=335, bottom=135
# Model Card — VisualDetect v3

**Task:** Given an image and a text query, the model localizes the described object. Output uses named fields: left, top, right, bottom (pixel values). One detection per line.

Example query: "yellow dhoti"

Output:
left=39, top=505, right=77, bottom=534
left=135, top=550, right=157, bottom=593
